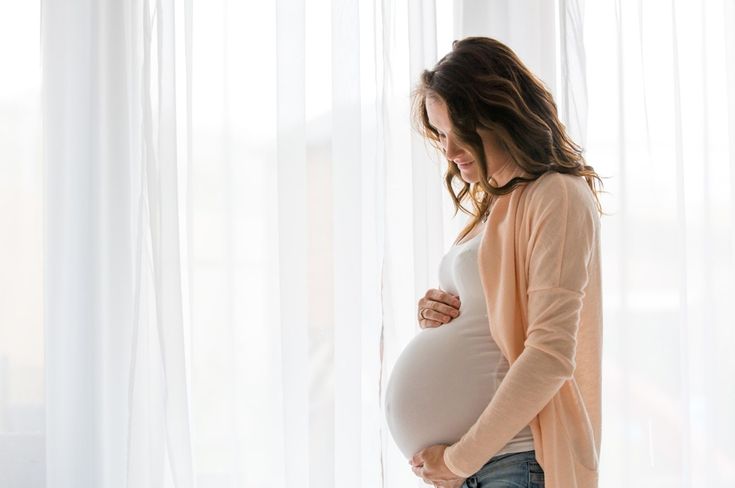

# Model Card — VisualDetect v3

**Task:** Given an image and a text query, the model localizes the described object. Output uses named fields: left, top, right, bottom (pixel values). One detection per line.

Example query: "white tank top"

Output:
left=384, top=226, right=535, bottom=461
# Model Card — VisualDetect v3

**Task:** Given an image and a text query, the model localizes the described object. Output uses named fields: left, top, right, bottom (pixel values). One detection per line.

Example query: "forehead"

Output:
left=425, top=96, right=450, bottom=130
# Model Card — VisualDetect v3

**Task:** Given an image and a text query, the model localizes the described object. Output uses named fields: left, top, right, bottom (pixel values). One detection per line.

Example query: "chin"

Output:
left=459, top=170, right=480, bottom=184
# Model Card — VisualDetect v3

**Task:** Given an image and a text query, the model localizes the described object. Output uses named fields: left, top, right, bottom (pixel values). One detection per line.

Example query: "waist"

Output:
left=481, top=448, right=537, bottom=469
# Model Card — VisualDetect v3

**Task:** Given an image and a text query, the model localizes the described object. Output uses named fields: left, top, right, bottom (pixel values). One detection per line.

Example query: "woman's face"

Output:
left=425, top=96, right=511, bottom=184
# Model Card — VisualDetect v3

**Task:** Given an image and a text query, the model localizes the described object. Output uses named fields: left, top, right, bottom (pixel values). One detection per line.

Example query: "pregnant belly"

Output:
left=383, top=314, right=506, bottom=459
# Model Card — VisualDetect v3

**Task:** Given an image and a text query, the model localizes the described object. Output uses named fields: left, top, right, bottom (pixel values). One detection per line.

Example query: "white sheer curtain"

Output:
left=583, top=0, right=735, bottom=485
left=0, top=2, right=43, bottom=487
left=0, top=0, right=729, bottom=487
left=187, top=1, right=443, bottom=485
left=42, top=0, right=193, bottom=486
left=39, top=0, right=449, bottom=486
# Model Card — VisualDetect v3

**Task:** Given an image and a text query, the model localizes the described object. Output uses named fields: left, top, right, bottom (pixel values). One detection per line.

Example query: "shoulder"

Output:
left=523, top=171, right=595, bottom=213
left=519, top=171, right=599, bottom=240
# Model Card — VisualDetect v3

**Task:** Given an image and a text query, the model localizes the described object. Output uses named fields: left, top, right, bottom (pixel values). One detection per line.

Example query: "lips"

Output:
left=457, top=160, right=474, bottom=167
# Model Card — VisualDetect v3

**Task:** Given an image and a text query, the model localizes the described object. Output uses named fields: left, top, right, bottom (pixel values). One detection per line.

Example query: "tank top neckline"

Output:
left=453, top=228, right=484, bottom=248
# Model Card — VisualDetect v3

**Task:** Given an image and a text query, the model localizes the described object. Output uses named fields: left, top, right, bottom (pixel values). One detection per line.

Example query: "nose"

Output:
left=444, top=134, right=467, bottom=162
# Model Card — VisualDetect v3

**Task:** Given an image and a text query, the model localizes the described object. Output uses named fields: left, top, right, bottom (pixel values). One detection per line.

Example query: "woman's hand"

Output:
left=418, top=289, right=461, bottom=329
left=409, top=444, right=467, bottom=487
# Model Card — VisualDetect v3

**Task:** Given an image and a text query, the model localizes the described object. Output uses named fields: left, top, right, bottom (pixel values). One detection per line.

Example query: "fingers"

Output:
left=422, top=308, right=458, bottom=326
left=419, top=319, right=442, bottom=329
left=412, top=465, right=428, bottom=481
left=418, top=289, right=461, bottom=328
left=433, top=302, right=462, bottom=319
left=430, top=301, right=462, bottom=318
left=411, top=469, right=465, bottom=488
left=427, top=288, right=462, bottom=309
left=409, top=452, right=423, bottom=466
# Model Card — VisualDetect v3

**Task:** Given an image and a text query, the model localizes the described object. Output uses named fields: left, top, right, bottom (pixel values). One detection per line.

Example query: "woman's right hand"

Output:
left=417, top=288, right=461, bottom=329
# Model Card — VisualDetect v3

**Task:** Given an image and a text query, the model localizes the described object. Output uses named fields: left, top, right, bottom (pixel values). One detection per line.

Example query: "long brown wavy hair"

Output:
left=411, top=36, right=608, bottom=245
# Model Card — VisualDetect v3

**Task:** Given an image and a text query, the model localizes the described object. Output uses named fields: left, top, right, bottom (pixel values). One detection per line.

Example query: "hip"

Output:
left=460, top=450, right=544, bottom=488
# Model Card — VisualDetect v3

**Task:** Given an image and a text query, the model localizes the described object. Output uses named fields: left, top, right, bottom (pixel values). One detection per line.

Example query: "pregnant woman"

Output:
left=383, top=37, right=605, bottom=488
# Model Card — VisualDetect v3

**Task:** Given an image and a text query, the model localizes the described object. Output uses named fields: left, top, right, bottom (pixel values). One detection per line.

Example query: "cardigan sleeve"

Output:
left=443, top=175, right=597, bottom=478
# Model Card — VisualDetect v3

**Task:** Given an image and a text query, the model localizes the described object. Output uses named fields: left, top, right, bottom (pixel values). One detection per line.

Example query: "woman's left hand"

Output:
left=409, top=444, right=468, bottom=487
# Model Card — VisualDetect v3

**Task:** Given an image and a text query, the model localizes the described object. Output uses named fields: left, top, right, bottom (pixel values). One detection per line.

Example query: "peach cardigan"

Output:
left=442, top=160, right=603, bottom=488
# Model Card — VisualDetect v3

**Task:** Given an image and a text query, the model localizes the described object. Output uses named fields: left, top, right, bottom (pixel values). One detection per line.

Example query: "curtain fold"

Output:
left=584, top=0, right=735, bottom=484
left=559, top=0, right=588, bottom=149
left=274, top=0, right=309, bottom=485
left=129, top=0, right=194, bottom=486
left=42, top=1, right=193, bottom=486
left=331, top=0, right=364, bottom=484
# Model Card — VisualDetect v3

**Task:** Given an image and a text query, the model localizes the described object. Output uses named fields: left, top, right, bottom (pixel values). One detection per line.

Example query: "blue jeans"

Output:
left=460, top=450, right=545, bottom=488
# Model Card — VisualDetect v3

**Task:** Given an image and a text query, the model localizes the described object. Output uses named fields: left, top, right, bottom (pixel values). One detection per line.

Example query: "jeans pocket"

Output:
left=527, top=460, right=545, bottom=488
left=473, top=459, right=528, bottom=487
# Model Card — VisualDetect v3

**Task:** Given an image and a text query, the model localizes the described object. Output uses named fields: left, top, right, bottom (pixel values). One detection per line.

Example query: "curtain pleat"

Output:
left=331, top=0, right=364, bottom=485
left=559, top=0, right=588, bottom=149
left=669, top=1, right=693, bottom=483
left=585, top=0, right=735, bottom=484
left=128, top=0, right=194, bottom=486
left=43, top=0, right=194, bottom=486
left=43, top=1, right=100, bottom=484
left=274, top=0, right=309, bottom=485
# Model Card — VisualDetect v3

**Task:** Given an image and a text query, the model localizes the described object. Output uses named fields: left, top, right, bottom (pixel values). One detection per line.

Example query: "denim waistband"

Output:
left=482, top=449, right=536, bottom=468
left=462, top=450, right=540, bottom=488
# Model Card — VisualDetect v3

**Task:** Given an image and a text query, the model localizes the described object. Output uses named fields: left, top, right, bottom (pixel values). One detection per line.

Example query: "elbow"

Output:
left=524, top=341, right=577, bottom=380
